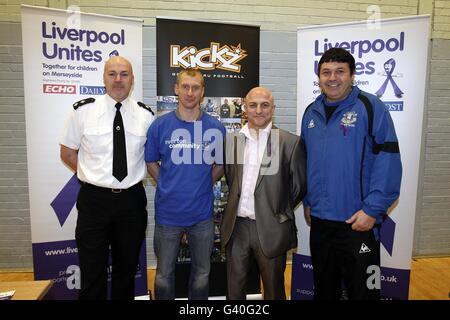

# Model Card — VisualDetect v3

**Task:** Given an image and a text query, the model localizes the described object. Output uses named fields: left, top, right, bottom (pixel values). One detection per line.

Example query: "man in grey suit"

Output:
left=221, top=86, right=306, bottom=300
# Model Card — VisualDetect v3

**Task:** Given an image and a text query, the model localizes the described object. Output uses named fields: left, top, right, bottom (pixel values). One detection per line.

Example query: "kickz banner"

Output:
left=293, top=15, right=430, bottom=300
left=156, top=18, right=259, bottom=97
left=21, top=5, right=147, bottom=299
left=155, top=17, right=261, bottom=298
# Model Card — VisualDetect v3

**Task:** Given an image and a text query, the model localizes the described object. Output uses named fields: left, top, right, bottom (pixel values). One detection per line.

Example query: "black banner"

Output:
left=155, top=17, right=261, bottom=299
left=156, top=18, right=259, bottom=97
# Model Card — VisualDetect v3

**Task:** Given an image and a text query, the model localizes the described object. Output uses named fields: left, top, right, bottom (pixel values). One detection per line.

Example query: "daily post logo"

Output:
left=170, top=42, right=247, bottom=72
left=79, top=85, right=106, bottom=95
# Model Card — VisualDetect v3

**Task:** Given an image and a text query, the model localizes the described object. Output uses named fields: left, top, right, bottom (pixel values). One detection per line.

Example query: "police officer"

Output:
left=60, top=56, right=154, bottom=300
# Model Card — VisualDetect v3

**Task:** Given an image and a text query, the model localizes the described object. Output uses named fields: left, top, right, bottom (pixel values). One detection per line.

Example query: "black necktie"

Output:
left=113, top=102, right=127, bottom=181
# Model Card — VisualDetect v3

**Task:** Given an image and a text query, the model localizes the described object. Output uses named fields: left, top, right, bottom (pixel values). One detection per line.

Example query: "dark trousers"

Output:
left=310, top=216, right=380, bottom=300
left=226, top=217, right=286, bottom=300
left=75, top=182, right=147, bottom=300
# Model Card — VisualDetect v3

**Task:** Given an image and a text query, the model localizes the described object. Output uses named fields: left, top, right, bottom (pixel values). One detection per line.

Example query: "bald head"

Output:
left=104, top=56, right=133, bottom=75
left=244, top=86, right=275, bottom=131
left=103, top=56, right=134, bottom=102
left=246, top=86, right=274, bottom=104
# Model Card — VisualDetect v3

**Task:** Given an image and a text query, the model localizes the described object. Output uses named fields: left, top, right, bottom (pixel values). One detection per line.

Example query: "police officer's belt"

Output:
left=78, top=179, right=142, bottom=193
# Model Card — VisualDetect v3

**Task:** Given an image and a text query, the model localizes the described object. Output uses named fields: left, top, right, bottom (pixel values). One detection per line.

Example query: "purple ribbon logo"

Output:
left=375, top=58, right=404, bottom=98
left=50, top=174, right=80, bottom=227
left=109, top=50, right=119, bottom=57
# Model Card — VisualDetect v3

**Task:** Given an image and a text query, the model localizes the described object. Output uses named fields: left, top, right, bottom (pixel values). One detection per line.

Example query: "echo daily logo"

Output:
left=79, top=85, right=105, bottom=95
left=43, top=84, right=76, bottom=94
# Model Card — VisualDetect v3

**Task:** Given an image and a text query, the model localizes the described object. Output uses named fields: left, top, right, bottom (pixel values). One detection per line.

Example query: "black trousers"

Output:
left=226, top=217, right=286, bottom=300
left=75, top=182, right=147, bottom=300
left=310, top=216, right=380, bottom=300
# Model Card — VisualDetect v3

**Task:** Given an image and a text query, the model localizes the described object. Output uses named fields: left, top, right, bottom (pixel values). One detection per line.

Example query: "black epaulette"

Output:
left=137, top=101, right=155, bottom=115
left=73, top=97, right=95, bottom=110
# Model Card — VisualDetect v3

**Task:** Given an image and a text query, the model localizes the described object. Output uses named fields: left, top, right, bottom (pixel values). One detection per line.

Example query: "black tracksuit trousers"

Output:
left=310, top=216, right=381, bottom=300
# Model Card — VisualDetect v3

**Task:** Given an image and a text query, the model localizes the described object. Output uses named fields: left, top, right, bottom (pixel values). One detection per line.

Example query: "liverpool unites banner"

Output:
left=21, top=5, right=146, bottom=299
left=293, top=15, right=430, bottom=300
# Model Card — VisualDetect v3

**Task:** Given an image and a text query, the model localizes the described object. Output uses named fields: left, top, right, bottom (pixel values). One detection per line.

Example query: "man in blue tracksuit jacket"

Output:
left=301, top=48, right=402, bottom=300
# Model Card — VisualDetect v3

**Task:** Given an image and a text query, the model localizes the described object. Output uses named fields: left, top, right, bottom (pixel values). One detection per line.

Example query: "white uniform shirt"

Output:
left=60, top=94, right=154, bottom=188
left=237, top=122, right=272, bottom=220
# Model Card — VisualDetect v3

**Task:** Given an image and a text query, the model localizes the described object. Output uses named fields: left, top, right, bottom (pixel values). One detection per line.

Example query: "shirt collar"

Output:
left=239, top=121, right=272, bottom=141
left=105, top=94, right=130, bottom=113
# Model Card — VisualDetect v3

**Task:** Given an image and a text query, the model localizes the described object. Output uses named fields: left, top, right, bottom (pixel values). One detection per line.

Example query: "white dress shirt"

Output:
left=60, top=94, right=154, bottom=188
left=237, top=122, right=272, bottom=220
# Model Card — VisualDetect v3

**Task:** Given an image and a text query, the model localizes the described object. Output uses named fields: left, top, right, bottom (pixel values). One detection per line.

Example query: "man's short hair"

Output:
left=318, top=48, right=356, bottom=76
left=176, top=68, right=205, bottom=87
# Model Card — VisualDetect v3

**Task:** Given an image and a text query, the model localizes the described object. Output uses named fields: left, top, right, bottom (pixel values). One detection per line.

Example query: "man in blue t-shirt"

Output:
left=145, top=68, right=225, bottom=300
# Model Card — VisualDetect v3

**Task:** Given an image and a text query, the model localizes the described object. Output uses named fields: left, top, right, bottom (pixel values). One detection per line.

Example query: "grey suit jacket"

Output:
left=221, top=125, right=307, bottom=258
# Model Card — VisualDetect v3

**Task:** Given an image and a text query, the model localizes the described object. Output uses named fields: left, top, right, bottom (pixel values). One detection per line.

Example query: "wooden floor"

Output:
left=1, top=257, right=449, bottom=300
left=408, top=257, right=450, bottom=300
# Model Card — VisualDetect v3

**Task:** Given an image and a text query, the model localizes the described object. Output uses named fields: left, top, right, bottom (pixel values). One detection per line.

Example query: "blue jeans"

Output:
left=153, top=217, right=214, bottom=300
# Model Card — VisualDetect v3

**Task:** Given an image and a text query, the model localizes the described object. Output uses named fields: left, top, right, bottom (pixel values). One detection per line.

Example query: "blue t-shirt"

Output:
left=145, top=110, right=226, bottom=226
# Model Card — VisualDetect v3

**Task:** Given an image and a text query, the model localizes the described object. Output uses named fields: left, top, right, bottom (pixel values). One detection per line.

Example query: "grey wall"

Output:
left=0, top=22, right=449, bottom=269
left=0, top=22, right=31, bottom=269
left=414, top=38, right=450, bottom=256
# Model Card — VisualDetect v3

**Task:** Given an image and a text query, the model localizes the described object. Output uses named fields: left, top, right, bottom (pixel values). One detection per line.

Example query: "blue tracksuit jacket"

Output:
left=300, top=86, right=402, bottom=224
